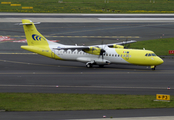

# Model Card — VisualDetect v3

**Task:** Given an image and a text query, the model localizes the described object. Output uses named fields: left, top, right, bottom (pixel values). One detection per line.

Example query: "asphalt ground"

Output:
left=0, top=14, right=174, bottom=119
left=1, top=22, right=174, bottom=51
left=0, top=54, right=173, bottom=95
left=1, top=109, right=174, bottom=120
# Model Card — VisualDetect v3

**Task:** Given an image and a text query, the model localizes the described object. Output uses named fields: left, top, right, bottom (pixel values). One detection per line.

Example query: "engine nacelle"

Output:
left=108, top=44, right=124, bottom=49
left=83, top=46, right=100, bottom=55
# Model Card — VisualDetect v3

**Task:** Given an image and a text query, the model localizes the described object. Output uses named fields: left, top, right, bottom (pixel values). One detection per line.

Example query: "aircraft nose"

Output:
left=157, top=57, right=164, bottom=65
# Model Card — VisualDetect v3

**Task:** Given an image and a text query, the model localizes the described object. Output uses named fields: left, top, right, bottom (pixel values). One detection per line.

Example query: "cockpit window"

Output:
left=152, top=53, right=156, bottom=56
left=145, top=53, right=157, bottom=57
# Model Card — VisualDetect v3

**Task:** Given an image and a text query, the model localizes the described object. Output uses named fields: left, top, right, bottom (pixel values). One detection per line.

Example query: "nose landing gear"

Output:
left=151, top=66, right=156, bottom=70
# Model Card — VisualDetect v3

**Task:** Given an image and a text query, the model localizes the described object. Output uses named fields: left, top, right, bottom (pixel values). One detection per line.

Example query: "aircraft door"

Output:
left=51, top=49, right=55, bottom=59
left=125, top=52, right=129, bottom=60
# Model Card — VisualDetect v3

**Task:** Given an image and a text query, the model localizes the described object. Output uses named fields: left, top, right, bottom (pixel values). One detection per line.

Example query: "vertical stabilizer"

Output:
left=22, top=19, right=49, bottom=46
left=21, top=19, right=63, bottom=60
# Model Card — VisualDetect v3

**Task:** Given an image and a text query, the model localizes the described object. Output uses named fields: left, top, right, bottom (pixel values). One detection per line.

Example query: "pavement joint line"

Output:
left=0, top=84, right=168, bottom=89
left=73, top=116, right=174, bottom=120
left=1, top=13, right=174, bottom=16
left=98, top=18, right=174, bottom=21
left=0, top=71, right=173, bottom=75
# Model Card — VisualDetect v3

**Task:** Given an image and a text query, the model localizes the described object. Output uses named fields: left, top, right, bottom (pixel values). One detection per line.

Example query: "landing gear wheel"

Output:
left=151, top=66, right=156, bottom=70
left=86, top=63, right=92, bottom=68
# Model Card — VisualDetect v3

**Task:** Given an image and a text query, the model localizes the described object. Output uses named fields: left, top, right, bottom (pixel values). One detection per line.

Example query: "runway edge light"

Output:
left=154, top=94, right=170, bottom=102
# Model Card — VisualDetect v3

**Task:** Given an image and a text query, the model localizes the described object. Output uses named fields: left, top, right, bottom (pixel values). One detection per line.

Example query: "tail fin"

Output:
left=21, top=19, right=63, bottom=60
left=22, top=19, right=49, bottom=46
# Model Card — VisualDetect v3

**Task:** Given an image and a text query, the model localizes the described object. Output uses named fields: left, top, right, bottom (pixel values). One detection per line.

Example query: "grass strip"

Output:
left=0, top=0, right=174, bottom=13
left=129, top=38, right=174, bottom=56
left=0, top=93, right=173, bottom=111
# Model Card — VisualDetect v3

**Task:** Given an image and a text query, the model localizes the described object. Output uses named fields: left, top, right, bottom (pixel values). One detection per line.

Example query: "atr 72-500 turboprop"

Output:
left=19, top=19, right=163, bottom=70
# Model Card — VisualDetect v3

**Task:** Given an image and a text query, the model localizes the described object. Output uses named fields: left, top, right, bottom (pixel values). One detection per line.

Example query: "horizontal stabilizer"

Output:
left=15, top=19, right=40, bottom=25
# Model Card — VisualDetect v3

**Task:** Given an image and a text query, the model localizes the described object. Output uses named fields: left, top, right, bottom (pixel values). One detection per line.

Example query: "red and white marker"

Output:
left=0, top=36, right=15, bottom=41
left=167, top=86, right=170, bottom=90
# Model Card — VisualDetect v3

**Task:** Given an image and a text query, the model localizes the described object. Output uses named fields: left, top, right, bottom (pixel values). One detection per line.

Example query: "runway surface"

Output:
left=0, top=13, right=174, bottom=119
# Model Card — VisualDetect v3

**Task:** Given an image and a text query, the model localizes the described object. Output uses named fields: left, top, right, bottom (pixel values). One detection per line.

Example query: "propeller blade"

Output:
left=99, top=49, right=106, bottom=59
left=98, top=40, right=106, bottom=59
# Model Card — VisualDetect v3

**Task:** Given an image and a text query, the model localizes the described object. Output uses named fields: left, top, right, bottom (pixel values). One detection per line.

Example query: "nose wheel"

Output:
left=151, top=66, right=156, bottom=70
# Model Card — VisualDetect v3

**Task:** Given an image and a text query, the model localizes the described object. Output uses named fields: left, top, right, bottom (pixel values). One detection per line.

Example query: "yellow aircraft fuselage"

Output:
left=20, top=19, right=163, bottom=69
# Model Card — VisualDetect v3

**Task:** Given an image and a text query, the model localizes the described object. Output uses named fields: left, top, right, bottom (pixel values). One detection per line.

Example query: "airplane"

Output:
left=19, top=19, right=163, bottom=70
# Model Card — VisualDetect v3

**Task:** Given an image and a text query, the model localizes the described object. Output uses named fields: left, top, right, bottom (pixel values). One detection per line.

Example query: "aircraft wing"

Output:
left=53, top=46, right=102, bottom=55
left=53, top=46, right=90, bottom=51
left=53, top=40, right=136, bottom=50
left=107, top=40, right=136, bottom=47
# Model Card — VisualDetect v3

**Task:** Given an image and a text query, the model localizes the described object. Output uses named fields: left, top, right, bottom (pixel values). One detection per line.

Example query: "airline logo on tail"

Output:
left=32, top=34, right=46, bottom=41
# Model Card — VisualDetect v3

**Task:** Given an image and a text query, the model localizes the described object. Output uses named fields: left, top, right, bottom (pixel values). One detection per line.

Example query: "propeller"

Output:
left=99, top=48, right=106, bottom=59
left=98, top=40, right=106, bottom=59
left=124, top=38, right=130, bottom=48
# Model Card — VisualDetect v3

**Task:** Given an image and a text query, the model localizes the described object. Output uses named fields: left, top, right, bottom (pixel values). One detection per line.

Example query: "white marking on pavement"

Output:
left=98, top=18, right=174, bottom=21
left=71, top=116, right=174, bottom=120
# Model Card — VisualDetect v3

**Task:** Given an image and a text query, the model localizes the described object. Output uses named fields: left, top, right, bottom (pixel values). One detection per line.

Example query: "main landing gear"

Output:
left=86, top=63, right=93, bottom=68
left=86, top=63, right=104, bottom=68
left=86, top=61, right=94, bottom=68
left=86, top=62, right=105, bottom=68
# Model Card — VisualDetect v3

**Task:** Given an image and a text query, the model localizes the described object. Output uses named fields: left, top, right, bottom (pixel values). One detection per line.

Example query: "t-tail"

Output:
left=21, top=19, right=62, bottom=60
